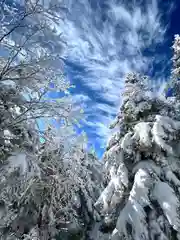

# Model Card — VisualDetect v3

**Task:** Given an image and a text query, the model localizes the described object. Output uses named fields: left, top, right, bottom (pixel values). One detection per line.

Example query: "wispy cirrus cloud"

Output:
left=53, top=0, right=173, bottom=154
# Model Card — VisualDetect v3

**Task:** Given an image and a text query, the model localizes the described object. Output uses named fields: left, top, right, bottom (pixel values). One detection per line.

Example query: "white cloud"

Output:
left=84, top=116, right=112, bottom=147
left=53, top=0, right=171, bottom=148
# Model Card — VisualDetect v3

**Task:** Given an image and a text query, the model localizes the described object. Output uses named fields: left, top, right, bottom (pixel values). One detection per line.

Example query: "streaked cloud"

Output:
left=54, top=0, right=172, bottom=152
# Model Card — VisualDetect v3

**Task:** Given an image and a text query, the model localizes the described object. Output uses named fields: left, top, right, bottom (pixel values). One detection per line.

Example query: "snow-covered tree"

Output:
left=0, top=0, right=81, bottom=131
left=3, top=1, right=180, bottom=240
left=172, top=35, right=180, bottom=81
left=0, top=64, right=101, bottom=239
left=165, top=34, right=180, bottom=100
left=0, top=125, right=103, bottom=239
left=55, top=146, right=104, bottom=240
left=0, top=0, right=83, bottom=182
left=95, top=36, right=180, bottom=240
left=0, top=1, right=96, bottom=239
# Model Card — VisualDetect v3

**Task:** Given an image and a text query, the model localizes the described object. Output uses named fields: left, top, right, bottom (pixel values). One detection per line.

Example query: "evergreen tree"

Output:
left=95, top=36, right=180, bottom=240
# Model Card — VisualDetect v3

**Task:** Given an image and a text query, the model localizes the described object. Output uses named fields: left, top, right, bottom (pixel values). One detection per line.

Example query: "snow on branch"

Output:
left=152, top=181, right=180, bottom=231
left=115, top=169, right=154, bottom=240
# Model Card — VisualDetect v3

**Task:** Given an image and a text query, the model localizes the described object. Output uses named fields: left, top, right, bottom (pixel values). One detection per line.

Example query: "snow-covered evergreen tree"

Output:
left=95, top=35, right=180, bottom=240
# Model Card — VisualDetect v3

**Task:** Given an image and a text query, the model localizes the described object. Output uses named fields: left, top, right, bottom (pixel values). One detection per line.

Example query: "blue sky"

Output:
left=53, top=0, right=180, bottom=158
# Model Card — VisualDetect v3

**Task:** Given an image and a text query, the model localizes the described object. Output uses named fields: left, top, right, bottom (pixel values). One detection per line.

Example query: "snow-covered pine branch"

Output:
left=96, top=63, right=180, bottom=239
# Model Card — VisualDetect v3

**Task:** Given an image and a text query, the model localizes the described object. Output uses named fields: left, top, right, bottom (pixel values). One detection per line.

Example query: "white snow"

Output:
left=121, top=132, right=133, bottom=154
left=129, top=169, right=152, bottom=207
left=3, top=129, right=13, bottom=145
left=7, top=152, right=28, bottom=174
left=117, top=157, right=128, bottom=188
left=132, top=122, right=152, bottom=148
left=95, top=179, right=115, bottom=212
left=132, top=160, right=161, bottom=177
left=163, top=166, right=180, bottom=186
left=152, top=117, right=173, bottom=154
left=95, top=148, right=129, bottom=214
left=115, top=169, right=153, bottom=240
left=6, top=152, right=41, bottom=179
left=152, top=181, right=180, bottom=231
left=148, top=210, right=169, bottom=240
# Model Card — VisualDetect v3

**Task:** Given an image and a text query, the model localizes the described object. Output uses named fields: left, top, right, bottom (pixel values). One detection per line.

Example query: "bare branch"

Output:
left=0, top=12, right=32, bottom=43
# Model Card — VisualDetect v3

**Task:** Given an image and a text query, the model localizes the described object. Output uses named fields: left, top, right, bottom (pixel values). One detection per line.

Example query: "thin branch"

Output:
left=0, top=25, right=44, bottom=80
left=0, top=12, right=32, bottom=43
